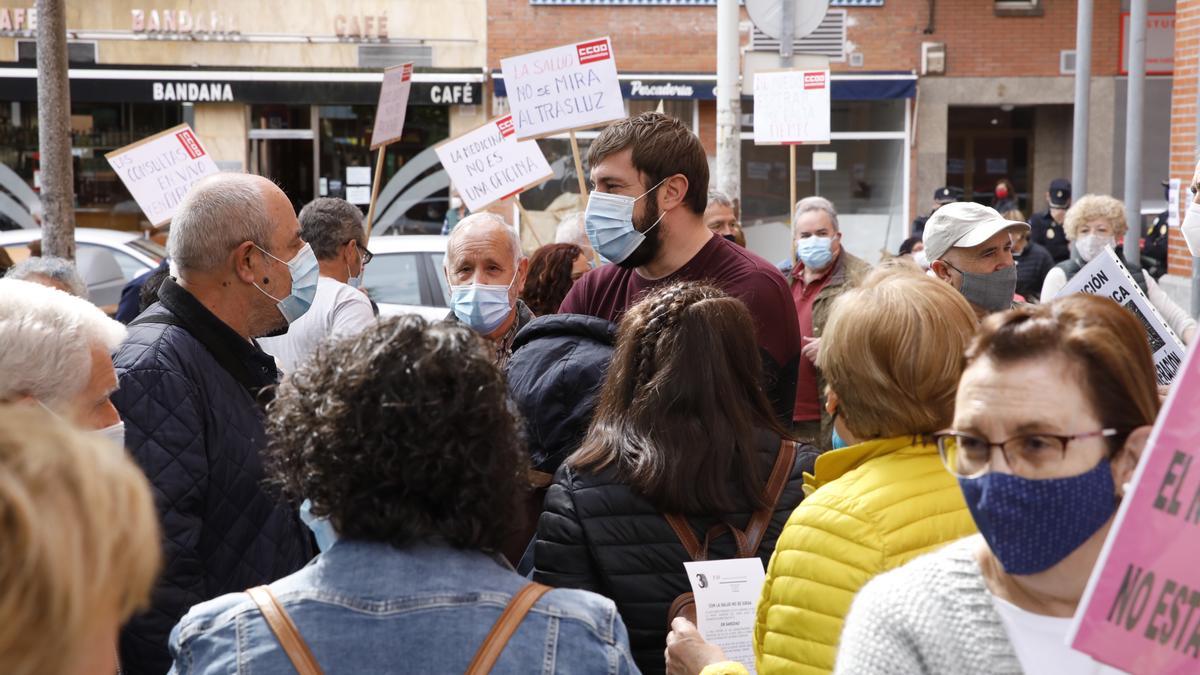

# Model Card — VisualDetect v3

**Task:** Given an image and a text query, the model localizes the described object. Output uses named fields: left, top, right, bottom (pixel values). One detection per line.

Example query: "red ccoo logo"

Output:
left=803, top=72, right=826, bottom=90
left=175, top=129, right=205, bottom=159
left=576, top=39, right=611, bottom=65
left=497, top=116, right=515, bottom=138
left=401, top=63, right=413, bottom=82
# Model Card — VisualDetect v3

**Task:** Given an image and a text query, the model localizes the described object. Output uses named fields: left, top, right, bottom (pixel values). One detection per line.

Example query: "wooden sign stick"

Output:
left=569, top=130, right=589, bottom=201
left=789, top=144, right=797, bottom=225
left=363, top=143, right=388, bottom=244
left=516, top=198, right=545, bottom=248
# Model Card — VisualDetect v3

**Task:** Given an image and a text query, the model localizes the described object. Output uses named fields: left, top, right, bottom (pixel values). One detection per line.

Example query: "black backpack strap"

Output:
left=128, top=314, right=186, bottom=328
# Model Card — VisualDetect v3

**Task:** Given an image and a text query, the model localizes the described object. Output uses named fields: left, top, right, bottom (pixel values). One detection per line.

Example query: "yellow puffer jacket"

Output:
left=752, top=435, right=977, bottom=675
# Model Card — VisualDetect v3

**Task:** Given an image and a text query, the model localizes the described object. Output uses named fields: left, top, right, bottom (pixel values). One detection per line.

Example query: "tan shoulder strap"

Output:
left=665, top=513, right=706, bottom=560
left=245, top=585, right=324, bottom=675
left=742, top=439, right=798, bottom=555
left=465, top=582, right=552, bottom=675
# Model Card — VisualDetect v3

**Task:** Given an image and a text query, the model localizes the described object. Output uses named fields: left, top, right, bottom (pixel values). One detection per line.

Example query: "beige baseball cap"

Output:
left=923, top=202, right=1030, bottom=262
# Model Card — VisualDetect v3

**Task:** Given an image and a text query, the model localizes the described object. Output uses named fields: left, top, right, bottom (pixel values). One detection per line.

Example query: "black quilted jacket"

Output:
left=533, top=432, right=816, bottom=675
left=111, top=279, right=314, bottom=675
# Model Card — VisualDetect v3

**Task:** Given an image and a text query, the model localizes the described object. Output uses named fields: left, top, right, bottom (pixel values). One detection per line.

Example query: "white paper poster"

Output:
left=105, top=123, right=220, bottom=226
left=346, top=166, right=372, bottom=186
left=345, top=185, right=371, bottom=205
left=500, top=37, right=625, bottom=140
left=683, top=558, right=767, bottom=674
left=813, top=152, right=837, bottom=171
left=1057, top=247, right=1186, bottom=385
left=753, top=70, right=831, bottom=146
left=435, top=115, right=553, bottom=212
left=1168, top=178, right=1181, bottom=228
left=370, top=62, right=414, bottom=149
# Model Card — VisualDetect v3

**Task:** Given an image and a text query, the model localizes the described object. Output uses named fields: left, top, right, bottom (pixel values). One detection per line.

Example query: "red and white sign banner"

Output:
left=105, top=123, right=220, bottom=226
left=434, top=115, right=554, bottom=212
left=370, top=62, right=414, bottom=149
left=753, top=69, right=831, bottom=146
left=499, top=36, right=625, bottom=139
left=1121, top=12, right=1175, bottom=75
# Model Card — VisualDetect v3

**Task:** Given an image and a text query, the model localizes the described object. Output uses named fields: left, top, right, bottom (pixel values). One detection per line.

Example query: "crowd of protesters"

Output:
left=0, top=110, right=1189, bottom=675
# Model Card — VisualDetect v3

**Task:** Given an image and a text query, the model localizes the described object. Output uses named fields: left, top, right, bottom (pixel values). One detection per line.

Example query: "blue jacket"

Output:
left=112, top=278, right=314, bottom=674
left=168, top=540, right=638, bottom=674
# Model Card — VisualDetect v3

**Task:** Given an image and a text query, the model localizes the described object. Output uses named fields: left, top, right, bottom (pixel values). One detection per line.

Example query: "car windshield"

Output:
left=126, top=238, right=167, bottom=262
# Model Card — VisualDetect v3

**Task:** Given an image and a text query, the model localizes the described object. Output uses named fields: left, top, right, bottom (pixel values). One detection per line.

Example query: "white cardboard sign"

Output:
left=753, top=70, right=831, bottom=146
left=435, top=115, right=553, bottom=212
left=500, top=37, right=625, bottom=140
left=1168, top=178, right=1182, bottom=228
left=370, top=63, right=414, bottom=150
left=1057, top=246, right=1186, bottom=385
left=105, top=123, right=220, bottom=227
left=684, top=558, right=767, bottom=675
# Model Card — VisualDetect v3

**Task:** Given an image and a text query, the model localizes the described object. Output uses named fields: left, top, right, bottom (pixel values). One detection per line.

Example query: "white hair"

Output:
left=0, top=279, right=126, bottom=409
left=707, top=190, right=734, bottom=209
left=4, top=256, right=87, bottom=297
left=554, top=212, right=590, bottom=249
left=444, top=212, right=523, bottom=269
left=794, top=196, right=840, bottom=232
left=168, top=174, right=274, bottom=274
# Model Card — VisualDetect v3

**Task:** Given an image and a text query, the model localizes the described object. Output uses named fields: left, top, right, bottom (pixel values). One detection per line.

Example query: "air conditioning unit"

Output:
left=921, top=42, right=946, bottom=76
left=1060, top=50, right=1076, bottom=75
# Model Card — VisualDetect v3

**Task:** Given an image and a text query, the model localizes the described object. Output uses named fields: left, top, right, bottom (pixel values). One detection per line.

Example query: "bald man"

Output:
left=443, top=212, right=531, bottom=368
left=111, top=173, right=315, bottom=674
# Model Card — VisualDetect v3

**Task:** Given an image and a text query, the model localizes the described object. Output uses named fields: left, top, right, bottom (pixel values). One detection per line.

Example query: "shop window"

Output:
left=994, top=0, right=1042, bottom=17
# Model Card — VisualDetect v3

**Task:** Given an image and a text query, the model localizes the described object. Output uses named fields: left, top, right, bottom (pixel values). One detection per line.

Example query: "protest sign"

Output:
left=434, top=115, right=553, bottom=212
left=1057, top=247, right=1186, bottom=385
left=369, top=63, right=414, bottom=150
left=1069, top=338, right=1200, bottom=673
left=105, top=123, right=220, bottom=227
left=684, top=558, right=767, bottom=674
left=752, top=70, right=831, bottom=146
left=1169, top=178, right=1182, bottom=228
left=500, top=36, right=625, bottom=140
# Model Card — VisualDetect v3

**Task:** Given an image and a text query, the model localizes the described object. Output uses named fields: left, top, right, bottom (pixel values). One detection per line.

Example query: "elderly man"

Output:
left=3, top=255, right=87, bottom=296
left=925, top=201, right=1029, bottom=318
left=704, top=190, right=744, bottom=246
left=111, top=173, right=315, bottom=675
left=260, top=197, right=376, bottom=372
left=784, top=196, right=871, bottom=447
left=555, top=211, right=596, bottom=261
left=444, top=212, right=532, bottom=368
left=0, top=278, right=124, bottom=435
left=561, top=112, right=800, bottom=421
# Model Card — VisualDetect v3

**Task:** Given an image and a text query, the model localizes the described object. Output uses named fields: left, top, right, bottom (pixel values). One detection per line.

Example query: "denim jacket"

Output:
left=168, top=540, right=638, bottom=674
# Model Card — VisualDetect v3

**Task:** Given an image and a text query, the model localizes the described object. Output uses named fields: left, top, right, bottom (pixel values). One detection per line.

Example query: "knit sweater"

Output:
left=834, top=536, right=1023, bottom=674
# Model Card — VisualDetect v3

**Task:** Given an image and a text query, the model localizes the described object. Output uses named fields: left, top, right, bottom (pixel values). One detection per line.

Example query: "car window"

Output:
left=366, top=253, right=423, bottom=306
left=79, top=244, right=146, bottom=282
left=126, top=238, right=167, bottom=262
left=429, top=253, right=450, bottom=306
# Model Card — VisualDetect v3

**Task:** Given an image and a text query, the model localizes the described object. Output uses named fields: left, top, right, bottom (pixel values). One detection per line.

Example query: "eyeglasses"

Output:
left=347, top=240, right=374, bottom=266
left=933, top=429, right=1120, bottom=478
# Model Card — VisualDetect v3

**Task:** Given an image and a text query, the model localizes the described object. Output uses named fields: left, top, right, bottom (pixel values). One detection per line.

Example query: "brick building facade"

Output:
left=1167, top=0, right=1198, bottom=303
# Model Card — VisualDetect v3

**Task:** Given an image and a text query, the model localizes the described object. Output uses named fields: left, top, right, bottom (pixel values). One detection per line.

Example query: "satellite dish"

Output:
left=745, top=0, right=830, bottom=42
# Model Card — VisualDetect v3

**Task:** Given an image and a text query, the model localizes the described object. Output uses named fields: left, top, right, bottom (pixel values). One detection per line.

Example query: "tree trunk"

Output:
left=35, top=0, right=76, bottom=260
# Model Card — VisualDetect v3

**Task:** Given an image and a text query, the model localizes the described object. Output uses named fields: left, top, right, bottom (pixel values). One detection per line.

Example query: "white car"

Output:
left=0, top=228, right=166, bottom=307
left=362, top=235, right=451, bottom=322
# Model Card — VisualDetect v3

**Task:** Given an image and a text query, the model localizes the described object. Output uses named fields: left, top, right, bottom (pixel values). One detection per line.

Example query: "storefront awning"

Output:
left=490, top=70, right=916, bottom=100
left=0, top=64, right=485, bottom=106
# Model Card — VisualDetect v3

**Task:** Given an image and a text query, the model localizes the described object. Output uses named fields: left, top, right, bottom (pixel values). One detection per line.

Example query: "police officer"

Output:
left=1028, top=178, right=1071, bottom=263
left=911, top=186, right=960, bottom=238
left=1143, top=180, right=1171, bottom=279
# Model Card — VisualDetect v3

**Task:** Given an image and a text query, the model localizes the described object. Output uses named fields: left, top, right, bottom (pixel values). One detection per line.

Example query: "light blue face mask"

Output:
left=347, top=242, right=364, bottom=289
left=254, top=242, right=320, bottom=324
left=450, top=272, right=517, bottom=335
left=796, top=235, right=835, bottom=270
left=583, top=176, right=670, bottom=265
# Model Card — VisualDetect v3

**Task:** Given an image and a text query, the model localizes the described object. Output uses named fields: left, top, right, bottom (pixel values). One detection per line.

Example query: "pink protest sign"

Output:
left=369, top=62, right=413, bottom=150
left=1069, top=338, right=1200, bottom=673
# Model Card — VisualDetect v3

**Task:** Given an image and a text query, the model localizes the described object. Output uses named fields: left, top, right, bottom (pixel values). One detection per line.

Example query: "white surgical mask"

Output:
left=96, top=419, right=126, bottom=448
left=912, top=249, right=930, bottom=270
left=1182, top=202, right=1200, bottom=256
left=450, top=272, right=518, bottom=335
left=1075, top=233, right=1114, bottom=263
left=347, top=241, right=365, bottom=289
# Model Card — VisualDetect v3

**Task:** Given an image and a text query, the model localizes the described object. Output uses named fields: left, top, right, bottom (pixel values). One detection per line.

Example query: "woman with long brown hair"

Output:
left=521, top=242, right=590, bottom=316
left=533, top=281, right=815, bottom=675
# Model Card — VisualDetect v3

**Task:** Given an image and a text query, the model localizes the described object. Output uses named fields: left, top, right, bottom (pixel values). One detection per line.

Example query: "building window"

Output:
left=994, top=0, right=1042, bottom=18
left=529, top=0, right=882, bottom=5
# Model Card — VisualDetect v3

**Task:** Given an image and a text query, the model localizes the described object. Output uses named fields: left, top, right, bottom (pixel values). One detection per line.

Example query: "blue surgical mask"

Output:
left=254, top=243, right=320, bottom=324
left=450, top=272, right=517, bottom=335
left=830, top=426, right=848, bottom=450
left=796, top=236, right=835, bottom=269
left=583, top=177, right=669, bottom=265
left=299, top=498, right=339, bottom=553
left=347, top=242, right=364, bottom=289
left=958, top=458, right=1118, bottom=575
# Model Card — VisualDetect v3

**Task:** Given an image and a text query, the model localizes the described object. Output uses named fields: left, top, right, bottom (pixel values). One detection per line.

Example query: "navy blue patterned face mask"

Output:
left=958, top=458, right=1117, bottom=575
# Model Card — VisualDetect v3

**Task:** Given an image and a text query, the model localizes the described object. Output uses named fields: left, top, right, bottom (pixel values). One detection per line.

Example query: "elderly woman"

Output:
left=521, top=242, right=590, bottom=316
left=168, top=316, right=636, bottom=673
left=835, top=294, right=1156, bottom=674
left=666, top=265, right=980, bottom=675
left=1040, top=194, right=1195, bottom=342
left=0, top=406, right=161, bottom=675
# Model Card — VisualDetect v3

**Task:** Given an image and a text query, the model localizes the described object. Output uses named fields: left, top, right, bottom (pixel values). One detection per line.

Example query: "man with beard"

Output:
left=560, top=112, right=800, bottom=420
